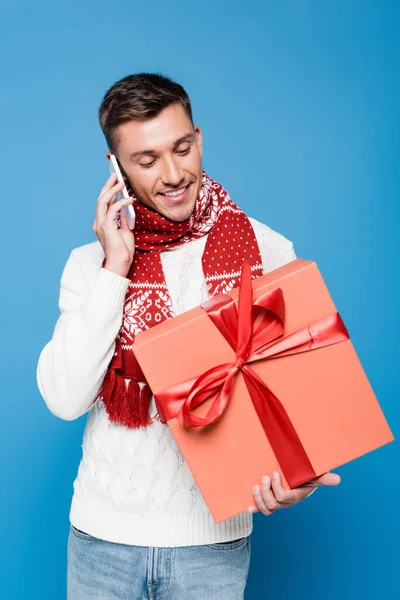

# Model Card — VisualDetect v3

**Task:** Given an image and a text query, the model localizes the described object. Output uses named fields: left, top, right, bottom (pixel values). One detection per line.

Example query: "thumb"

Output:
left=313, top=472, right=341, bottom=487
left=119, top=207, right=130, bottom=230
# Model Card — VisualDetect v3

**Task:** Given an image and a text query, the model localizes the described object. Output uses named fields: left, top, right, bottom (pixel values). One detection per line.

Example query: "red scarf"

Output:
left=98, top=170, right=263, bottom=428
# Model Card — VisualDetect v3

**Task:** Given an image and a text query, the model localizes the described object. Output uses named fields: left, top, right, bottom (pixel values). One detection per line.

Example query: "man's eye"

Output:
left=140, top=160, right=156, bottom=168
left=177, top=146, right=191, bottom=155
left=140, top=146, right=190, bottom=168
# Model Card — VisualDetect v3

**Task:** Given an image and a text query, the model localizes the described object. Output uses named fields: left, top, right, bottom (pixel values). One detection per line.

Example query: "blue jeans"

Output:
left=67, top=525, right=251, bottom=599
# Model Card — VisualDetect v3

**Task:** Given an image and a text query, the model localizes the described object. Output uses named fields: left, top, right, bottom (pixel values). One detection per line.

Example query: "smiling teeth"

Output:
left=163, top=187, right=187, bottom=197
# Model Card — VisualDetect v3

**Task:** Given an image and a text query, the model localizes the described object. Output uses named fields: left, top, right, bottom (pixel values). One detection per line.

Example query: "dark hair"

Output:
left=98, top=72, right=194, bottom=153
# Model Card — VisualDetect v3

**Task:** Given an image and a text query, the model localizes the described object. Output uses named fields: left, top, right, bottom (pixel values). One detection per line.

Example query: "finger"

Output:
left=271, top=471, right=302, bottom=507
left=247, top=505, right=259, bottom=514
left=99, top=172, right=118, bottom=198
left=119, top=206, right=130, bottom=230
left=96, top=182, right=125, bottom=223
left=252, top=484, right=273, bottom=515
left=260, top=475, right=281, bottom=511
left=104, top=198, right=134, bottom=230
left=96, top=182, right=125, bottom=227
left=310, top=472, right=341, bottom=487
left=253, top=480, right=275, bottom=515
left=99, top=180, right=125, bottom=209
left=105, top=197, right=134, bottom=224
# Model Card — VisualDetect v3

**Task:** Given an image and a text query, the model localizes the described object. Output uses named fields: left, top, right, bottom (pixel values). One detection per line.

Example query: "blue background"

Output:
left=0, top=1, right=398, bottom=598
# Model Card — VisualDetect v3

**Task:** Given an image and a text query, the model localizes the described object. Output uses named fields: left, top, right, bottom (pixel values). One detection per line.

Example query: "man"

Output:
left=37, top=72, right=340, bottom=599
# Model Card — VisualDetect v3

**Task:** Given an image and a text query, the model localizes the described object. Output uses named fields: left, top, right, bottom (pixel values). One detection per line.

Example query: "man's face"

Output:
left=110, top=103, right=203, bottom=222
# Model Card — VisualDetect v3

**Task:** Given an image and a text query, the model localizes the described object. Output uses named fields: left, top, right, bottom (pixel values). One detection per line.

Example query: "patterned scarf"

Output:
left=98, top=170, right=263, bottom=428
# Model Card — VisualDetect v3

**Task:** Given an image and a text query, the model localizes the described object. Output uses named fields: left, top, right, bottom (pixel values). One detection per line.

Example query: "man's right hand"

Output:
left=93, top=172, right=135, bottom=278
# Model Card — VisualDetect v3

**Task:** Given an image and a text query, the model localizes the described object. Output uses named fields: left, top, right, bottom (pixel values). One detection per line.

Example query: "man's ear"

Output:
left=194, top=125, right=203, bottom=156
left=106, top=151, right=111, bottom=163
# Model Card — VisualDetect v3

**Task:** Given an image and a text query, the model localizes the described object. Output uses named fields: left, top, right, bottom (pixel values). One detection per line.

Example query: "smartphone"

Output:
left=109, top=154, right=136, bottom=230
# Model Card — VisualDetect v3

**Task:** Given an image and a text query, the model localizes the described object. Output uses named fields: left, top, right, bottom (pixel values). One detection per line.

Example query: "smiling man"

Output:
left=37, top=72, right=340, bottom=600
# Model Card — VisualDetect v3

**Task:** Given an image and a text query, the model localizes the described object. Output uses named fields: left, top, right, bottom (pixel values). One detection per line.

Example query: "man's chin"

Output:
left=155, top=180, right=199, bottom=222
left=157, top=201, right=196, bottom=223
left=162, top=209, right=194, bottom=223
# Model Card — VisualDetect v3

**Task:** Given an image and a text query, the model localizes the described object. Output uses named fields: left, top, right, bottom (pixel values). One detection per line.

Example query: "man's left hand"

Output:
left=247, top=471, right=341, bottom=515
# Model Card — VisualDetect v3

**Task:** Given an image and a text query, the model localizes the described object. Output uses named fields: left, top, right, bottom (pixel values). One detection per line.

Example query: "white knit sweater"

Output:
left=37, top=216, right=297, bottom=547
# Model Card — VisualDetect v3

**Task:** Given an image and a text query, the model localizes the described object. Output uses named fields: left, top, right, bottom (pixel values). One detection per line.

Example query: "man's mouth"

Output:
left=158, top=184, right=190, bottom=202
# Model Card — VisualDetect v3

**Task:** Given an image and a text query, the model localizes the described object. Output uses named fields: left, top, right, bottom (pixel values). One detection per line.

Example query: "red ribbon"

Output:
left=155, top=261, right=350, bottom=488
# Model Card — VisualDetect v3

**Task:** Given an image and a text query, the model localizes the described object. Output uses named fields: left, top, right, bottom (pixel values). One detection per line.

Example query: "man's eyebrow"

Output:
left=129, top=133, right=195, bottom=160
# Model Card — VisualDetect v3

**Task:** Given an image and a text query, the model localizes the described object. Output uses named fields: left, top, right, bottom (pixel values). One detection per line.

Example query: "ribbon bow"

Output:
left=155, top=261, right=349, bottom=488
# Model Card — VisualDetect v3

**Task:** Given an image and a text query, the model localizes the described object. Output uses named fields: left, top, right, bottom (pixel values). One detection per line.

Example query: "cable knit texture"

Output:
left=37, top=217, right=297, bottom=547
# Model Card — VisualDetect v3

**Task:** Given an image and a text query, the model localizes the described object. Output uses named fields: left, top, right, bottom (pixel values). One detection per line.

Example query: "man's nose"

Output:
left=161, top=156, right=184, bottom=187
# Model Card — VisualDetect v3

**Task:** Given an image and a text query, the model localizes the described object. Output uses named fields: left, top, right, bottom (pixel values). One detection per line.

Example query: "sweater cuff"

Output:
left=94, top=266, right=131, bottom=309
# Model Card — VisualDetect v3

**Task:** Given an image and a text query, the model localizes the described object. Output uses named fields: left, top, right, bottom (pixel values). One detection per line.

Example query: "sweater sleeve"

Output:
left=260, top=235, right=297, bottom=274
left=36, top=249, right=131, bottom=421
left=247, top=216, right=297, bottom=274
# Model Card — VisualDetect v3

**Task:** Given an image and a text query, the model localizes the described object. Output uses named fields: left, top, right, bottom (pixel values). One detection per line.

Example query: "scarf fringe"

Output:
left=100, top=368, right=153, bottom=429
